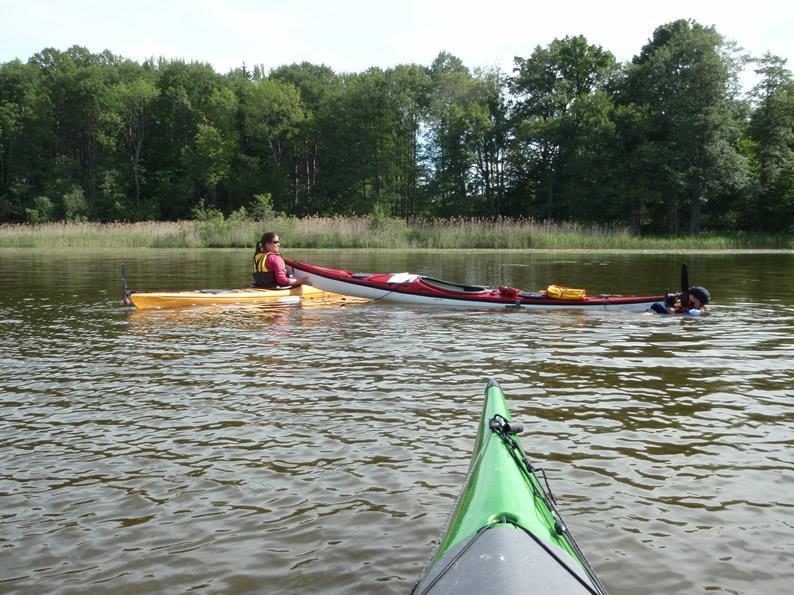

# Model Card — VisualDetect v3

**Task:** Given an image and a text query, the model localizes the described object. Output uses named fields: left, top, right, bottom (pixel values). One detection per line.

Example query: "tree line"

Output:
left=1, top=19, right=793, bottom=234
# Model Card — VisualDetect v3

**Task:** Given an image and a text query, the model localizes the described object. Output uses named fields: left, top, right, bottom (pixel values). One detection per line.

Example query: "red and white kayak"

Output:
left=285, top=258, right=666, bottom=312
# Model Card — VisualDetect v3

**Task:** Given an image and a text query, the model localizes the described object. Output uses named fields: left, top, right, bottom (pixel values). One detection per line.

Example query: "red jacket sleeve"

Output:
left=265, top=253, right=291, bottom=286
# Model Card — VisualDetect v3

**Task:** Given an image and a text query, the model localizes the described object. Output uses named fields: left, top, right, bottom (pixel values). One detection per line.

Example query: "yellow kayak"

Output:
left=127, top=285, right=336, bottom=309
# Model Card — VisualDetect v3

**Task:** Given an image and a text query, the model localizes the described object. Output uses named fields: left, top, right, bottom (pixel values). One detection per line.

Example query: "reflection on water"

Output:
left=1, top=249, right=793, bottom=594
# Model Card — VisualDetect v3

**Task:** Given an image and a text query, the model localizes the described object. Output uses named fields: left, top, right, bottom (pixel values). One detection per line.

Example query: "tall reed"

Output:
left=0, top=218, right=791, bottom=250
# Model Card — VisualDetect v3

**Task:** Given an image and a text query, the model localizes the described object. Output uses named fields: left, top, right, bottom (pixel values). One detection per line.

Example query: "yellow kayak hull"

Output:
left=129, top=285, right=336, bottom=309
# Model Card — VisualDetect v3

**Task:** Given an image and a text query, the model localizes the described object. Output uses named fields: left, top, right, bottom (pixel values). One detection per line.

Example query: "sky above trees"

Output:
left=1, top=0, right=792, bottom=89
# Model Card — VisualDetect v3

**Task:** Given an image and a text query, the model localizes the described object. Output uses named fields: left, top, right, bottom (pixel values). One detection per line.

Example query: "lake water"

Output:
left=1, top=248, right=792, bottom=594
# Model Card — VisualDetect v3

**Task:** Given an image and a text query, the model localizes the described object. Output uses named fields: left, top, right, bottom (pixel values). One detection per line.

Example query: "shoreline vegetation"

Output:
left=1, top=218, right=792, bottom=251
left=3, top=27, right=794, bottom=238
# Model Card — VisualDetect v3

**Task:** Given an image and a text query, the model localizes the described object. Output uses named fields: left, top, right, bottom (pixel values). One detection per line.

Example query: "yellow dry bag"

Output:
left=544, top=284, right=587, bottom=300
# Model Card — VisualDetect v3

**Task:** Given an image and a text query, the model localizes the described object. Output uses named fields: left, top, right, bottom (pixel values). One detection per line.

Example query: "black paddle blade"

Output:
left=122, top=264, right=132, bottom=305
left=680, top=264, right=691, bottom=308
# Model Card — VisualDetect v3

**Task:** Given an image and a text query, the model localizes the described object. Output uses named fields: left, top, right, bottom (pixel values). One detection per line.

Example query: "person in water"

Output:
left=651, top=286, right=711, bottom=315
left=252, top=232, right=302, bottom=289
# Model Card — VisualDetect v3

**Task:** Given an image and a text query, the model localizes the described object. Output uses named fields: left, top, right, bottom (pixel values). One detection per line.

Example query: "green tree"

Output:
left=386, top=64, right=432, bottom=218
left=110, top=63, right=158, bottom=209
left=329, top=67, right=416, bottom=215
left=0, top=58, right=55, bottom=220
left=427, top=52, right=511, bottom=216
left=235, top=75, right=305, bottom=211
left=62, top=185, right=88, bottom=221
left=509, top=35, right=618, bottom=220
left=747, top=53, right=794, bottom=231
left=25, top=195, right=54, bottom=223
left=30, top=47, right=122, bottom=208
left=270, top=62, right=343, bottom=214
left=181, top=122, right=233, bottom=207
left=426, top=52, right=471, bottom=213
left=0, top=96, right=21, bottom=216
left=146, top=59, right=231, bottom=218
left=0, top=59, right=47, bottom=217
left=346, top=68, right=396, bottom=213
left=467, top=67, right=511, bottom=216
left=620, top=20, right=748, bottom=233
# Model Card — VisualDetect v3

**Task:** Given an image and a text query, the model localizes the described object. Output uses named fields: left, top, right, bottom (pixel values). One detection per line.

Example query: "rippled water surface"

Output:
left=1, top=249, right=793, bottom=594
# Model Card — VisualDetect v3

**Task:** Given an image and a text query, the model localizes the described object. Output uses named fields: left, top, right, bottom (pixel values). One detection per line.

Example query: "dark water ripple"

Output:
left=1, top=250, right=793, bottom=594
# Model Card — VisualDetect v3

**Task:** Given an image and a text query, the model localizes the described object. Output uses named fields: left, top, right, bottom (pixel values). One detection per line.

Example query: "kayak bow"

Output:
left=412, top=380, right=607, bottom=594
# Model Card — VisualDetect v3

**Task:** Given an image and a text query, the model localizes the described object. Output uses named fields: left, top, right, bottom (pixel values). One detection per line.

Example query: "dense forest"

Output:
left=1, top=19, right=793, bottom=234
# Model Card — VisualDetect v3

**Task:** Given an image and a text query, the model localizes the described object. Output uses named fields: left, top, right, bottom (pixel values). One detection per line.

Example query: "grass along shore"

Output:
left=0, top=217, right=792, bottom=250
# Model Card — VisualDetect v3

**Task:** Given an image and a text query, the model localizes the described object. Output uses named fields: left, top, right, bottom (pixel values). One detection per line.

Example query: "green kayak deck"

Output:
left=412, top=379, right=607, bottom=594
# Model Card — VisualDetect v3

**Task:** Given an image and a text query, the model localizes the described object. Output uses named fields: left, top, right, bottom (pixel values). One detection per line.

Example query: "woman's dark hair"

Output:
left=256, top=232, right=277, bottom=253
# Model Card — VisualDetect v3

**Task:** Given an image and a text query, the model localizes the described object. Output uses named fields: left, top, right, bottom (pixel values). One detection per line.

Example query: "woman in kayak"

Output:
left=651, top=286, right=710, bottom=315
left=252, top=232, right=302, bottom=289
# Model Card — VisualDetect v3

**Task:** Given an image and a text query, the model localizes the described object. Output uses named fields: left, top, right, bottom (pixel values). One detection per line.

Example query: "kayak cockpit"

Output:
left=419, top=277, right=490, bottom=294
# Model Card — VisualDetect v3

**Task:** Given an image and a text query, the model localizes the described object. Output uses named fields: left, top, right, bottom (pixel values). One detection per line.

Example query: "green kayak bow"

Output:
left=412, top=379, right=608, bottom=594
